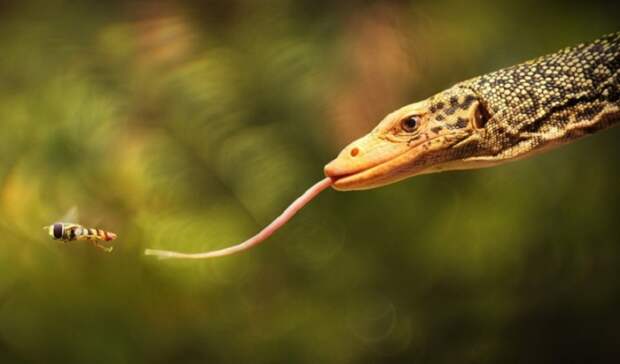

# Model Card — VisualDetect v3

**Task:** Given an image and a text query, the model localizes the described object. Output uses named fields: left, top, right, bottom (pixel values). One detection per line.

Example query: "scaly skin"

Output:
left=325, top=32, right=620, bottom=190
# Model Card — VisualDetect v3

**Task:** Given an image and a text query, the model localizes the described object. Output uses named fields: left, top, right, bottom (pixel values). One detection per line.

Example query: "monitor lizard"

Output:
left=146, top=31, right=619, bottom=259
left=325, top=31, right=620, bottom=190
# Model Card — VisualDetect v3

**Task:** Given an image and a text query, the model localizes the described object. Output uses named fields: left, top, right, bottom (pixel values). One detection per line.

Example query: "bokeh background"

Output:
left=0, top=0, right=619, bottom=363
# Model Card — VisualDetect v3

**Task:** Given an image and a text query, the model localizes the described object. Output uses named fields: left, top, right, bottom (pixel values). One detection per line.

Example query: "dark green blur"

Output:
left=0, top=1, right=619, bottom=363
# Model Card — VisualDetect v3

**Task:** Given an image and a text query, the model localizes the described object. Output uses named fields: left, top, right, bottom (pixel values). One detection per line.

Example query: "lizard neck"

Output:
left=469, top=32, right=620, bottom=161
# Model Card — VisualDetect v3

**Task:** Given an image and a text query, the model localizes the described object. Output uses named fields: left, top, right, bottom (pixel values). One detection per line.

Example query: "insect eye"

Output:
left=53, top=223, right=63, bottom=239
left=401, top=115, right=420, bottom=132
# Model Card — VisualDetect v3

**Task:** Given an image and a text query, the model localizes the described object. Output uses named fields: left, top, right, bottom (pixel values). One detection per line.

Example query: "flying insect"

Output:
left=44, top=209, right=117, bottom=252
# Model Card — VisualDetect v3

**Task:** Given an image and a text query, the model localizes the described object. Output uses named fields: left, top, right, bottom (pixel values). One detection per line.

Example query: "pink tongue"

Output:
left=145, top=177, right=334, bottom=260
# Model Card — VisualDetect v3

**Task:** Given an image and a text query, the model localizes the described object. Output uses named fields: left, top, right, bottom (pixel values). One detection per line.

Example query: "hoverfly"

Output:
left=44, top=208, right=117, bottom=252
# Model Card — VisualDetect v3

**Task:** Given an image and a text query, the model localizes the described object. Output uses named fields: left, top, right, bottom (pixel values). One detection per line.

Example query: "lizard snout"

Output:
left=323, top=132, right=412, bottom=190
left=324, top=145, right=364, bottom=178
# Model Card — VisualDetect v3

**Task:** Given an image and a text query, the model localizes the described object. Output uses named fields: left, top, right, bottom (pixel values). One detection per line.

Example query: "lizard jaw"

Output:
left=324, top=130, right=473, bottom=190
left=324, top=135, right=449, bottom=191
left=325, top=150, right=418, bottom=190
left=323, top=132, right=414, bottom=191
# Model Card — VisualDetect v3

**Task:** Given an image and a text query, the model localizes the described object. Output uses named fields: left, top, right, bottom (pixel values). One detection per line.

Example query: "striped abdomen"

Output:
left=79, top=227, right=117, bottom=241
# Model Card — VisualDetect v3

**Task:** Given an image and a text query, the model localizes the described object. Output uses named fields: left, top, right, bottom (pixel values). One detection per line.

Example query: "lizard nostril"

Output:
left=350, top=147, right=360, bottom=157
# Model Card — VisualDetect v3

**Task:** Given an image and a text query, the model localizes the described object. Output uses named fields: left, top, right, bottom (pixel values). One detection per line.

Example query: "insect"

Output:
left=44, top=209, right=117, bottom=252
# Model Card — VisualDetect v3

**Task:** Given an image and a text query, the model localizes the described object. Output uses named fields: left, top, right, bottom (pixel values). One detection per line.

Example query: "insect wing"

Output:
left=59, top=206, right=79, bottom=224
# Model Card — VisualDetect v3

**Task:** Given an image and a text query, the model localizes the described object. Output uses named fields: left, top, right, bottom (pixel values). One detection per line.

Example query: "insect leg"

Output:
left=89, top=240, right=114, bottom=253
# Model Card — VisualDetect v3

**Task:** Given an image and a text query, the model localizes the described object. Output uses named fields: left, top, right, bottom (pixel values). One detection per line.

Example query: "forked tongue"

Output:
left=144, top=177, right=334, bottom=260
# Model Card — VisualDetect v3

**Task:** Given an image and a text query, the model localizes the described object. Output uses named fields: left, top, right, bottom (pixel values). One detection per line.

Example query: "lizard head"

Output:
left=324, top=86, right=492, bottom=190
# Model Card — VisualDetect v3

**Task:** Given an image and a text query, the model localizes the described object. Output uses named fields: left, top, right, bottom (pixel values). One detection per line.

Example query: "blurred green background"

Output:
left=0, top=0, right=619, bottom=363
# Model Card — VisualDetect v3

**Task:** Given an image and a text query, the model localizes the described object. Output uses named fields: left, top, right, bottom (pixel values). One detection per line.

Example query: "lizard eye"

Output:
left=401, top=115, right=420, bottom=132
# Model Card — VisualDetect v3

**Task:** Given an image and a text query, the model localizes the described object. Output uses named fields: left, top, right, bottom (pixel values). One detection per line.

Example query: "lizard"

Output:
left=146, top=31, right=619, bottom=259
left=324, top=31, right=620, bottom=190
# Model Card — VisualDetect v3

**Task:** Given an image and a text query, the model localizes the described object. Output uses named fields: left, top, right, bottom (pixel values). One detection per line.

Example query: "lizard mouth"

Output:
left=324, top=131, right=473, bottom=190
left=324, top=136, right=442, bottom=190
left=325, top=155, right=410, bottom=190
